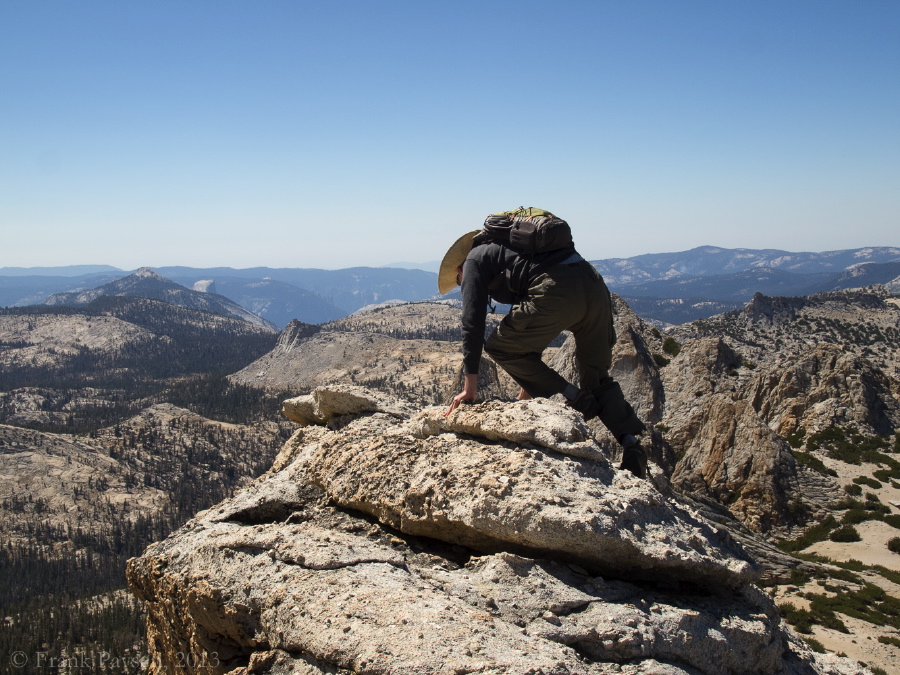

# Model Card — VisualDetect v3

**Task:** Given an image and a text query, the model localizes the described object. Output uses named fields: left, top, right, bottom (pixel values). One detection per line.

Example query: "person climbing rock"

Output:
left=439, top=207, right=648, bottom=478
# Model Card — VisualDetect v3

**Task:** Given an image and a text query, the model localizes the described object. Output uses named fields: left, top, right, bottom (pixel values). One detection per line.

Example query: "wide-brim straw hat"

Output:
left=438, top=230, right=480, bottom=294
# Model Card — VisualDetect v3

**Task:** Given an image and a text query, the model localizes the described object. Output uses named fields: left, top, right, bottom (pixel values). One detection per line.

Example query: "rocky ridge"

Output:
left=0, top=298, right=280, bottom=430
left=230, top=307, right=508, bottom=406
left=655, top=288, right=900, bottom=533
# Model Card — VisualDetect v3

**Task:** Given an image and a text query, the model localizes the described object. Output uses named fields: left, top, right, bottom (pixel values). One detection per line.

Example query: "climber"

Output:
left=439, top=207, right=649, bottom=478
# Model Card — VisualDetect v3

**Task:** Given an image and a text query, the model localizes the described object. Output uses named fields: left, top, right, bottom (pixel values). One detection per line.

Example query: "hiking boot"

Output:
left=620, top=444, right=648, bottom=479
left=566, top=389, right=601, bottom=420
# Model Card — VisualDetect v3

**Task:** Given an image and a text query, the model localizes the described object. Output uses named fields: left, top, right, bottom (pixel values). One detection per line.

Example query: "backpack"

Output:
left=476, top=207, right=573, bottom=254
left=474, top=207, right=577, bottom=303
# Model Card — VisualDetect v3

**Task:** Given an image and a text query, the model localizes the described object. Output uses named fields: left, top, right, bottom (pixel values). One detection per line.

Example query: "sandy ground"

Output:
left=807, top=520, right=900, bottom=571
left=811, top=614, right=900, bottom=674
left=772, top=454, right=900, bottom=674
left=810, top=455, right=900, bottom=570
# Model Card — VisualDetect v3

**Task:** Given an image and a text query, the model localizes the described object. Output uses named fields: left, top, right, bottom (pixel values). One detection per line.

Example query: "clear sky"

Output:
left=1, top=1, right=898, bottom=270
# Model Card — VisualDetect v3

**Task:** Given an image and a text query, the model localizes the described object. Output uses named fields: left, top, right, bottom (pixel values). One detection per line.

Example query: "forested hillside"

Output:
left=0, top=299, right=293, bottom=673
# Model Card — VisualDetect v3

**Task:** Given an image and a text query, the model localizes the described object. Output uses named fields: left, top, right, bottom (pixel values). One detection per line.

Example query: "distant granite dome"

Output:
left=192, top=279, right=217, bottom=294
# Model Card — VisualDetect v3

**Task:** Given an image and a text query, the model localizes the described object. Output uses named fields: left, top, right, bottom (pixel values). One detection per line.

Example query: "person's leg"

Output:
left=484, top=268, right=585, bottom=398
left=593, top=377, right=645, bottom=441
left=567, top=263, right=645, bottom=441
left=567, top=263, right=615, bottom=386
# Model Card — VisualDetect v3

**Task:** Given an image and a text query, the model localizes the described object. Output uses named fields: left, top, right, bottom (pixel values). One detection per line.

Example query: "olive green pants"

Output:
left=484, top=261, right=645, bottom=441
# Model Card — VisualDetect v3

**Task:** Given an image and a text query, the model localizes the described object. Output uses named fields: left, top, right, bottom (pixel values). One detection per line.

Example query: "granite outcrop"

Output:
left=127, top=385, right=868, bottom=675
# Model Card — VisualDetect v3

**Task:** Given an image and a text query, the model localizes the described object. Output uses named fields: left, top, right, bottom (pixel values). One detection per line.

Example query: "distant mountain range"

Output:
left=44, top=267, right=278, bottom=330
left=157, top=266, right=436, bottom=327
left=591, top=245, right=900, bottom=283
left=601, top=247, right=900, bottom=324
left=0, top=264, right=123, bottom=276
left=591, top=246, right=900, bottom=324
left=2, top=246, right=898, bottom=327
left=0, top=266, right=439, bottom=328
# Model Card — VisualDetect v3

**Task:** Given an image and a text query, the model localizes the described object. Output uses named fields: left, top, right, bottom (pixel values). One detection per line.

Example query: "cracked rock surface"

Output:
left=127, top=386, right=869, bottom=675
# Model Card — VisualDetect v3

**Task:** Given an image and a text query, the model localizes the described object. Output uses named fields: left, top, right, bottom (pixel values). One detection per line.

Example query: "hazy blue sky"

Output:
left=2, top=1, right=898, bottom=270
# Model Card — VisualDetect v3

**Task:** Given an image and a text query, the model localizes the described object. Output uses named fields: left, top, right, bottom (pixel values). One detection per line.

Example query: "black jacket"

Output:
left=459, top=242, right=576, bottom=374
